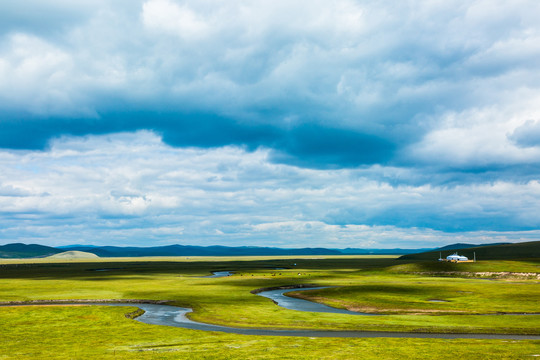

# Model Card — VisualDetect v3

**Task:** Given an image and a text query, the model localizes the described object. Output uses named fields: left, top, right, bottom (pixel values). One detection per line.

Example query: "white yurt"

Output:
left=446, top=253, right=468, bottom=261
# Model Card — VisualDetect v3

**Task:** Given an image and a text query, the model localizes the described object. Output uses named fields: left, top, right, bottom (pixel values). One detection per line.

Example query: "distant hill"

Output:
left=47, top=251, right=99, bottom=259
left=398, top=241, right=540, bottom=261
left=433, top=242, right=509, bottom=251
left=0, top=243, right=63, bottom=258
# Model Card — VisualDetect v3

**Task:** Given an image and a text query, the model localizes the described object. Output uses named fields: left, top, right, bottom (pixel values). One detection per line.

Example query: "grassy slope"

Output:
left=398, top=241, right=540, bottom=261
left=0, top=256, right=539, bottom=359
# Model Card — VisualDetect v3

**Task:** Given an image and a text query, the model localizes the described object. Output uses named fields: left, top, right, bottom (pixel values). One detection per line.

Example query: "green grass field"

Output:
left=1, top=256, right=539, bottom=359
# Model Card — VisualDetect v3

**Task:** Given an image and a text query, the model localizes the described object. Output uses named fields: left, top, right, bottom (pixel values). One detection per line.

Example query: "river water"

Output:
left=202, top=271, right=233, bottom=278
left=255, top=287, right=377, bottom=315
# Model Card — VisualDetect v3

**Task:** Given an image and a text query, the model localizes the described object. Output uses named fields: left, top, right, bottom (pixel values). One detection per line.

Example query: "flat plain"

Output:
left=0, top=255, right=539, bottom=359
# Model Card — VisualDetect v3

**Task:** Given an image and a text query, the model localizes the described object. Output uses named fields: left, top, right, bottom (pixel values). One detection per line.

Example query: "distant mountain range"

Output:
left=54, top=244, right=437, bottom=257
left=0, top=243, right=63, bottom=258
left=1, top=243, right=431, bottom=258
left=1, top=241, right=531, bottom=259
left=57, top=245, right=345, bottom=257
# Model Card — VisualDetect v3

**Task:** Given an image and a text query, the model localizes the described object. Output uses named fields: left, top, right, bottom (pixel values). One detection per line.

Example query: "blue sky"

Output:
left=1, top=0, right=540, bottom=248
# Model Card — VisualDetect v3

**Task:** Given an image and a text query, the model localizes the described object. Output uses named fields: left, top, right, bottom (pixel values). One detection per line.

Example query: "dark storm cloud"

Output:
left=0, top=111, right=395, bottom=167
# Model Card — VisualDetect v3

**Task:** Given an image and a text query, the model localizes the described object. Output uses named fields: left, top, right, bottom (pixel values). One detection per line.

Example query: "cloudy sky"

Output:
left=1, top=0, right=540, bottom=248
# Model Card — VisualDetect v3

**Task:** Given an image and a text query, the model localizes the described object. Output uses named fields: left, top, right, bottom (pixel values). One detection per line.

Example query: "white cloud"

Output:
left=0, top=33, right=79, bottom=115
left=2, top=0, right=537, bottom=125
left=406, top=101, right=540, bottom=168
left=142, top=0, right=209, bottom=40
left=1, top=132, right=540, bottom=247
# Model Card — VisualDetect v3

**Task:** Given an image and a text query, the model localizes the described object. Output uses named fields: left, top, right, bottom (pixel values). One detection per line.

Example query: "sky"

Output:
left=1, top=0, right=540, bottom=249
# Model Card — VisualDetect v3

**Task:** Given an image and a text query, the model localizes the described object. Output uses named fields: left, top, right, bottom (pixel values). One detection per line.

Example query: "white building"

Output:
left=446, top=253, right=468, bottom=262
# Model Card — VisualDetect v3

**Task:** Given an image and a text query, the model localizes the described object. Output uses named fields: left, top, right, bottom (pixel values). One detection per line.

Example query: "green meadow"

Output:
left=0, top=256, right=539, bottom=359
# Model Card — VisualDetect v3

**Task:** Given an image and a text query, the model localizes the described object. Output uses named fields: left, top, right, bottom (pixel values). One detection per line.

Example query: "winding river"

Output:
left=109, top=286, right=540, bottom=340
left=104, top=302, right=540, bottom=339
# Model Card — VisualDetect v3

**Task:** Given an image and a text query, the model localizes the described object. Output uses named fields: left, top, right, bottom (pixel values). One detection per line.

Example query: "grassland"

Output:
left=0, top=256, right=539, bottom=359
